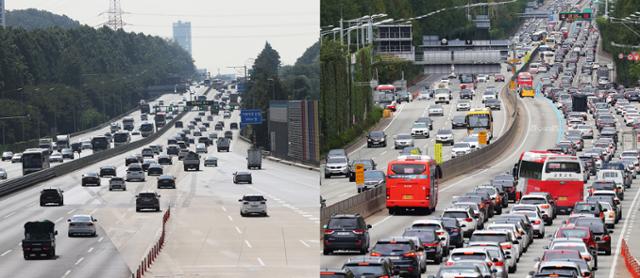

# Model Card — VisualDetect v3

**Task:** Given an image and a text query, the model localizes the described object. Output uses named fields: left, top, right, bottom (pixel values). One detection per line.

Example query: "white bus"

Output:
left=139, top=121, right=155, bottom=138
left=22, top=148, right=50, bottom=175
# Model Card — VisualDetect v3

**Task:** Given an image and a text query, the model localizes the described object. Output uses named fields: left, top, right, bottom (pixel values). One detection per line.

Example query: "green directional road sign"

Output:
left=186, top=100, right=214, bottom=107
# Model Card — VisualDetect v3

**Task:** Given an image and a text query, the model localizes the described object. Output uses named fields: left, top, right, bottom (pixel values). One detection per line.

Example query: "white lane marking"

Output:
left=62, top=270, right=71, bottom=278
left=235, top=226, right=242, bottom=234
left=350, top=102, right=407, bottom=155
left=55, top=217, right=64, bottom=223
left=609, top=184, right=640, bottom=278
left=87, top=247, right=94, bottom=253
left=244, top=240, right=252, bottom=248
left=257, top=257, right=265, bottom=266
left=98, top=237, right=104, bottom=242
left=75, top=257, right=84, bottom=265
left=227, top=215, right=233, bottom=221
left=299, top=240, right=310, bottom=248
left=67, top=209, right=76, bottom=215
left=381, top=150, right=387, bottom=156
left=372, top=216, right=393, bottom=227
left=0, top=249, right=12, bottom=256
left=221, top=206, right=227, bottom=212
left=4, top=211, right=15, bottom=219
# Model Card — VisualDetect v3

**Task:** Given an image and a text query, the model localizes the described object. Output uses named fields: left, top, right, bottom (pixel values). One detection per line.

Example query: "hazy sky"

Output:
left=6, top=0, right=319, bottom=75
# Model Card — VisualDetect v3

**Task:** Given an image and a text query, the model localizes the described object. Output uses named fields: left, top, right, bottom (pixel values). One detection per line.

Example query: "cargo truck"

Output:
left=22, top=220, right=57, bottom=260
left=247, top=148, right=262, bottom=169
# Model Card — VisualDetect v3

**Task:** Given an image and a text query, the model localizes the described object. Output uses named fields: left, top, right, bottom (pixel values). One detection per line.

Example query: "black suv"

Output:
left=233, top=171, right=252, bottom=184
left=157, top=175, right=176, bottom=189
left=99, top=166, right=117, bottom=177
left=370, top=237, right=422, bottom=277
left=217, top=138, right=231, bottom=152
left=342, top=256, right=395, bottom=277
left=81, top=172, right=101, bottom=187
left=403, top=227, right=444, bottom=263
left=323, top=214, right=371, bottom=255
left=125, top=156, right=139, bottom=166
left=135, top=192, right=160, bottom=212
left=40, top=188, right=64, bottom=206
left=436, top=217, right=464, bottom=248
left=175, top=121, right=183, bottom=128
left=367, top=131, right=387, bottom=148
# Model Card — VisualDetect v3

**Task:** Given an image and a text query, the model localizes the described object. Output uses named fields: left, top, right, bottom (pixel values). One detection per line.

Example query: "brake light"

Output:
left=582, top=255, right=591, bottom=261
left=486, top=262, right=493, bottom=267
left=370, top=251, right=381, bottom=257
left=446, top=261, right=455, bottom=266
left=436, top=231, right=445, bottom=236
left=465, top=218, right=473, bottom=222
left=541, top=204, right=550, bottom=208
left=403, top=252, right=417, bottom=258
left=324, top=229, right=334, bottom=235
left=494, top=261, right=504, bottom=267
left=500, top=243, right=512, bottom=249
left=599, top=212, right=604, bottom=219
left=603, top=235, right=611, bottom=241
left=424, top=243, right=439, bottom=247
left=352, top=229, right=365, bottom=235
left=609, top=212, right=615, bottom=218
left=534, top=219, right=541, bottom=225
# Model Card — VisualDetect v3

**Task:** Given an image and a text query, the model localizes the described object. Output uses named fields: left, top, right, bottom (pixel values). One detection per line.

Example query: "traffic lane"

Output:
left=321, top=72, right=510, bottom=204
left=320, top=94, right=561, bottom=271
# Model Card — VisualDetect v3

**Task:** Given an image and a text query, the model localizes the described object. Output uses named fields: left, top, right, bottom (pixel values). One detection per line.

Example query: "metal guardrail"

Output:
left=320, top=48, right=540, bottom=227
left=0, top=86, right=212, bottom=198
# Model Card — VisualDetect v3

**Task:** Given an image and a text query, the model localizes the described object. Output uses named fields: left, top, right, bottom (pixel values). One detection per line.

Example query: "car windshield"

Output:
left=520, top=197, right=546, bottom=205
left=471, top=234, right=508, bottom=243
left=403, top=230, right=437, bottom=242
left=396, top=134, right=412, bottom=140
left=327, top=218, right=358, bottom=229
left=413, top=122, right=427, bottom=128
left=139, top=193, right=156, bottom=198
left=71, top=215, right=92, bottom=222
left=242, top=196, right=265, bottom=202
left=443, top=211, right=468, bottom=219
left=453, top=143, right=470, bottom=148
left=559, top=229, right=588, bottom=238
left=538, top=267, right=578, bottom=276
left=327, top=157, right=347, bottom=164
left=437, top=130, right=451, bottom=135
left=450, top=252, right=486, bottom=261
left=364, top=171, right=384, bottom=180
left=344, top=266, right=385, bottom=277
left=372, top=243, right=412, bottom=255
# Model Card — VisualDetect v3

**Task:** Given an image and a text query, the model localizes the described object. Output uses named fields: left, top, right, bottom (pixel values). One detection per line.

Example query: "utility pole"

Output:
left=105, top=0, right=124, bottom=30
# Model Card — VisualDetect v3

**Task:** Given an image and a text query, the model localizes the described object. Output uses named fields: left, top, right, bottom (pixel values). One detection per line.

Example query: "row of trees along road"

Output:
left=0, top=25, right=194, bottom=150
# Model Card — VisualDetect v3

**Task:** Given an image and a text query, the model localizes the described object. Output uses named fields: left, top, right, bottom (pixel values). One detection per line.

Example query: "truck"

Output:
left=38, top=138, right=54, bottom=154
left=54, top=135, right=70, bottom=151
left=154, top=112, right=167, bottom=129
left=22, top=220, right=57, bottom=259
left=247, top=148, right=262, bottom=170
left=183, top=151, right=201, bottom=171
left=229, top=93, right=239, bottom=107
left=122, top=117, right=135, bottom=131
left=140, top=100, right=151, bottom=114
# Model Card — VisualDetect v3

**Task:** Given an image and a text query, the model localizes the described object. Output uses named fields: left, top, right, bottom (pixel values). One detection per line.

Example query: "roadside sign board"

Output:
left=434, top=143, right=443, bottom=164
left=509, top=80, right=516, bottom=91
left=240, top=109, right=262, bottom=125
left=186, top=100, right=213, bottom=106
left=478, top=131, right=488, bottom=145
left=355, top=164, right=365, bottom=185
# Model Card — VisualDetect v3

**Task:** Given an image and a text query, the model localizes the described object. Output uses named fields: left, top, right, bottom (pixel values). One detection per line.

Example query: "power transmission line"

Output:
left=102, top=0, right=125, bottom=30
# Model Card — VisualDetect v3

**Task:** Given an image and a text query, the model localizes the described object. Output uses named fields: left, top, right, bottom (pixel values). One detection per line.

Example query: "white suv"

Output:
left=126, top=163, right=145, bottom=182
left=442, top=207, right=477, bottom=237
left=239, top=194, right=267, bottom=217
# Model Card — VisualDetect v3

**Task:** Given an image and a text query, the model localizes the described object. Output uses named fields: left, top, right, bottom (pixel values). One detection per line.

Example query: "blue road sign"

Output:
left=240, top=109, right=262, bottom=125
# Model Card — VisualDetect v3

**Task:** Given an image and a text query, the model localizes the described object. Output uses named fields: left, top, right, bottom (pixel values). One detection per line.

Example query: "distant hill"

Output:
left=6, top=8, right=82, bottom=30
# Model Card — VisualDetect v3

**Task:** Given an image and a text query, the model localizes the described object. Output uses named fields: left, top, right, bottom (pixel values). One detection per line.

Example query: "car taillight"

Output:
left=423, top=243, right=439, bottom=247
left=370, top=251, right=381, bottom=257
left=583, top=272, right=591, bottom=277
left=603, top=235, right=611, bottom=241
left=500, top=243, right=512, bottom=249
left=609, top=212, right=615, bottom=218
left=403, top=252, right=417, bottom=258
left=582, top=255, right=591, bottom=261
left=352, top=229, right=365, bottom=235
left=436, top=231, right=445, bottom=236
left=324, top=229, right=334, bottom=235
left=486, top=262, right=493, bottom=267
left=446, top=261, right=455, bottom=266
left=465, top=218, right=473, bottom=222
left=452, top=228, right=461, bottom=233
left=600, top=212, right=604, bottom=219
left=533, top=219, right=541, bottom=225
left=541, top=204, right=550, bottom=208
left=494, top=261, right=504, bottom=267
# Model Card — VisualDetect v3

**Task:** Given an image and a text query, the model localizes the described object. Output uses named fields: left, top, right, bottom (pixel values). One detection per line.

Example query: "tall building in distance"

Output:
left=172, top=21, right=192, bottom=55
left=0, top=0, right=6, bottom=28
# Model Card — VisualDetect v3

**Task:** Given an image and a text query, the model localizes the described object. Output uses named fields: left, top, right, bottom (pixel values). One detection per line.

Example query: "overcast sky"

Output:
left=6, top=0, right=319, bottom=75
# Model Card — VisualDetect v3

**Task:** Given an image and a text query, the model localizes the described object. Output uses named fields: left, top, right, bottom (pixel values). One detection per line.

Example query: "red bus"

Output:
left=513, top=151, right=585, bottom=214
left=386, top=155, right=442, bottom=215
left=517, top=72, right=533, bottom=87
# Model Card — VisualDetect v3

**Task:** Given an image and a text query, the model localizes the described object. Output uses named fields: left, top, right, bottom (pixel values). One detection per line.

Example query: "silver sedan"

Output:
left=67, top=214, right=98, bottom=237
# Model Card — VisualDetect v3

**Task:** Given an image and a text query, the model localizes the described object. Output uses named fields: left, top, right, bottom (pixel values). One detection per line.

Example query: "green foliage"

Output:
left=280, top=41, right=320, bottom=100
left=321, top=0, right=528, bottom=41
left=0, top=25, right=195, bottom=146
left=5, top=9, right=82, bottom=30
left=597, top=3, right=640, bottom=86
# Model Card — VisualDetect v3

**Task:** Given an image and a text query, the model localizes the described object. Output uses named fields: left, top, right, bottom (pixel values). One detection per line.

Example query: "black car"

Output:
left=459, top=89, right=474, bottom=99
left=217, top=138, right=231, bottom=152
left=230, top=123, right=238, bottom=129
left=166, top=145, right=180, bottom=156
left=367, top=131, right=387, bottom=148
left=323, top=214, right=371, bottom=255
left=135, top=192, right=160, bottom=212
left=574, top=217, right=612, bottom=255
left=233, top=171, right=252, bottom=184
left=157, top=175, right=176, bottom=189
left=71, top=142, right=82, bottom=153
left=370, top=237, right=422, bottom=277
left=157, top=155, right=172, bottom=165
left=485, top=98, right=501, bottom=110
left=147, top=164, right=163, bottom=176
left=403, top=228, right=444, bottom=263
left=451, top=115, right=467, bottom=129
left=175, top=121, right=183, bottom=128
left=573, top=201, right=604, bottom=218
left=125, top=156, right=139, bottom=166
left=81, top=172, right=101, bottom=187
left=492, top=174, right=517, bottom=203
left=40, top=188, right=64, bottom=206
left=348, top=159, right=376, bottom=182
left=214, top=123, right=223, bottom=130
left=342, top=257, right=395, bottom=278
left=436, top=217, right=464, bottom=248
left=99, top=166, right=117, bottom=177
left=224, top=130, right=233, bottom=140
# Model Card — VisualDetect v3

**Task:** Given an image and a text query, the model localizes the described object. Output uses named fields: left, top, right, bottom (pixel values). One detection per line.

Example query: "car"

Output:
left=320, top=268, right=355, bottom=278
left=40, top=188, right=64, bottom=206
left=342, top=256, right=394, bottom=277
left=348, top=159, right=376, bottom=183
left=177, top=149, right=190, bottom=160
left=494, top=74, right=505, bottom=82
left=459, top=89, right=474, bottom=100
left=204, top=155, right=218, bottom=167
left=238, top=194, right=267, bottom=217
left=99, top=165, right=117, bottom=177
left=435, top=129, right=454, bottom=145
left=67, top=214, right=98, bottom=237
left=141, top=158, right=156, bottom=171
left=323, top=214, right=371, bottom=254
left=61, top=148, right=74, bottom=159
left=50, top=151, right=63, bottom=163
left=233, top=171, right=252, bottom=184
left=456, top=100, right=471, bottom=111
left=434, top=88, right=452, bottom=104
left=410, top=219, right=450, bottom=253
left=393, top=133, right=414, bottom=149
left=157, top=175, right=176, bottom=189
left=519, top=193, right=557, bottom=224
left=370, top=237, right=423, bottom=277
left=125, top=163, right=145, bottom=182
left=157, top=154, right=172, bottom=165
left=451, top=115, right=467, bottom=129
left=436, top=217, right=464, bottom=248
left=149, top=144, right=163, bottom=154
left=108, top=177, right=126, bottom=191
left=141, top=147, right=155, bottom=158
left=10, top=153, right=22, bottom=163
left=511, top=209, right=545, bottom=238
left=223, top=111, right=231, bottom=118
left=360, top=170, right=385, bottom=193
left=147, top=163, right=163, bottom=176
left=482, top=91, right=497, bottom=103
left=485, top=98, right=501, bottom=110
left=415, top=117, right=433, bottom=130
left=428, top=104, right=445, bottom=116
left=136, top=192, right=161, bottom=212
left=367, top=131, right=387, bottom=148
left=166, top=145, right=180, bottom=156
left=195, top=143, right=208, bottom=154
left=224, top=130, right=233, bottom=139
left=324, top=156, right=349, bottom=178
left=174, top=121, right=183, bottom=128
left=573, top=217, right=612, bottom=255
left=0, top=168, right=6, bottom=180
left=442, top=207, right=477, bottom=237
left=81, top=172, right=100, bottom=186
left=1, top=151, right=13, bottom=161
left=230, top=122, right=238, bottom=129
left=476, top=74, right=488, bottom=82
left=411, top=122, right=430, bottom=138
left=214, top=123, right=223, bottom=130
left=81, top=141, right=92, bottom=150
left=451, top=143, right=472, bottom=158
left=548, top=238, right=597, bottom=270
left=216, top=138, right=231, bottom=152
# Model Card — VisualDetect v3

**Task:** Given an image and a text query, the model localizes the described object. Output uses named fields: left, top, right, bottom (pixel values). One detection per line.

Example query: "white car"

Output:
left=0, top=168, right=6, bottom=179
left=456, top=101, right=471, bottom=111
left=195, top=143, right=208, bottom=154
left=126, top=163, right=145, bottom=182
left=67, top=214, right=98, bottom=237
left=599, top=202, right=616, bottom=228
left=411, top=122, right=430, bottom=138
left=239, top=194, right=267, bottom=217
left=393, top=133, right=414, bottom=149
left=476, top=74, right=488, bottom=82
left=435, top=129, right=454, bottom=145
left=511, top=210, right=545, bottom=238
left=574, top=124, right=594, bottom=138
left=1, top=151, right=13, bottom=161
left=434, top=89, right=452, bottom=104
left=451, top=143, right=472, bottom=158
left=461, top=136, right=480, bottom=149
left=548, top=238, right=596, bottom=270
left=428, top=105, right=444, bottom=116
left=442, top=207, right=477, bottom=237
left=410, top=219, right=450, bottom=250
left=417, top=89, right=431, bottom=100
left=50, top=151, right=64, bottom=163
left=481, top=91, right=497, bottom=103
left=518, top=194, right=556, bottom=224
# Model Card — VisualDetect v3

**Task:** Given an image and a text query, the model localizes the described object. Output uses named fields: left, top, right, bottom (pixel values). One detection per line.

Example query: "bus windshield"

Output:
left=114, top=133, right=129, bottom=142
left=140, top=124, right=154, bottom=132
left=389, top=163, right=426, bottom=178
left=519, top=160, right=543, bottom=179
left=467, top=114, right=490, bottom=128
left=544, top=162, right=581, bottom=173
left=22, top=153, right=43, bottom=168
